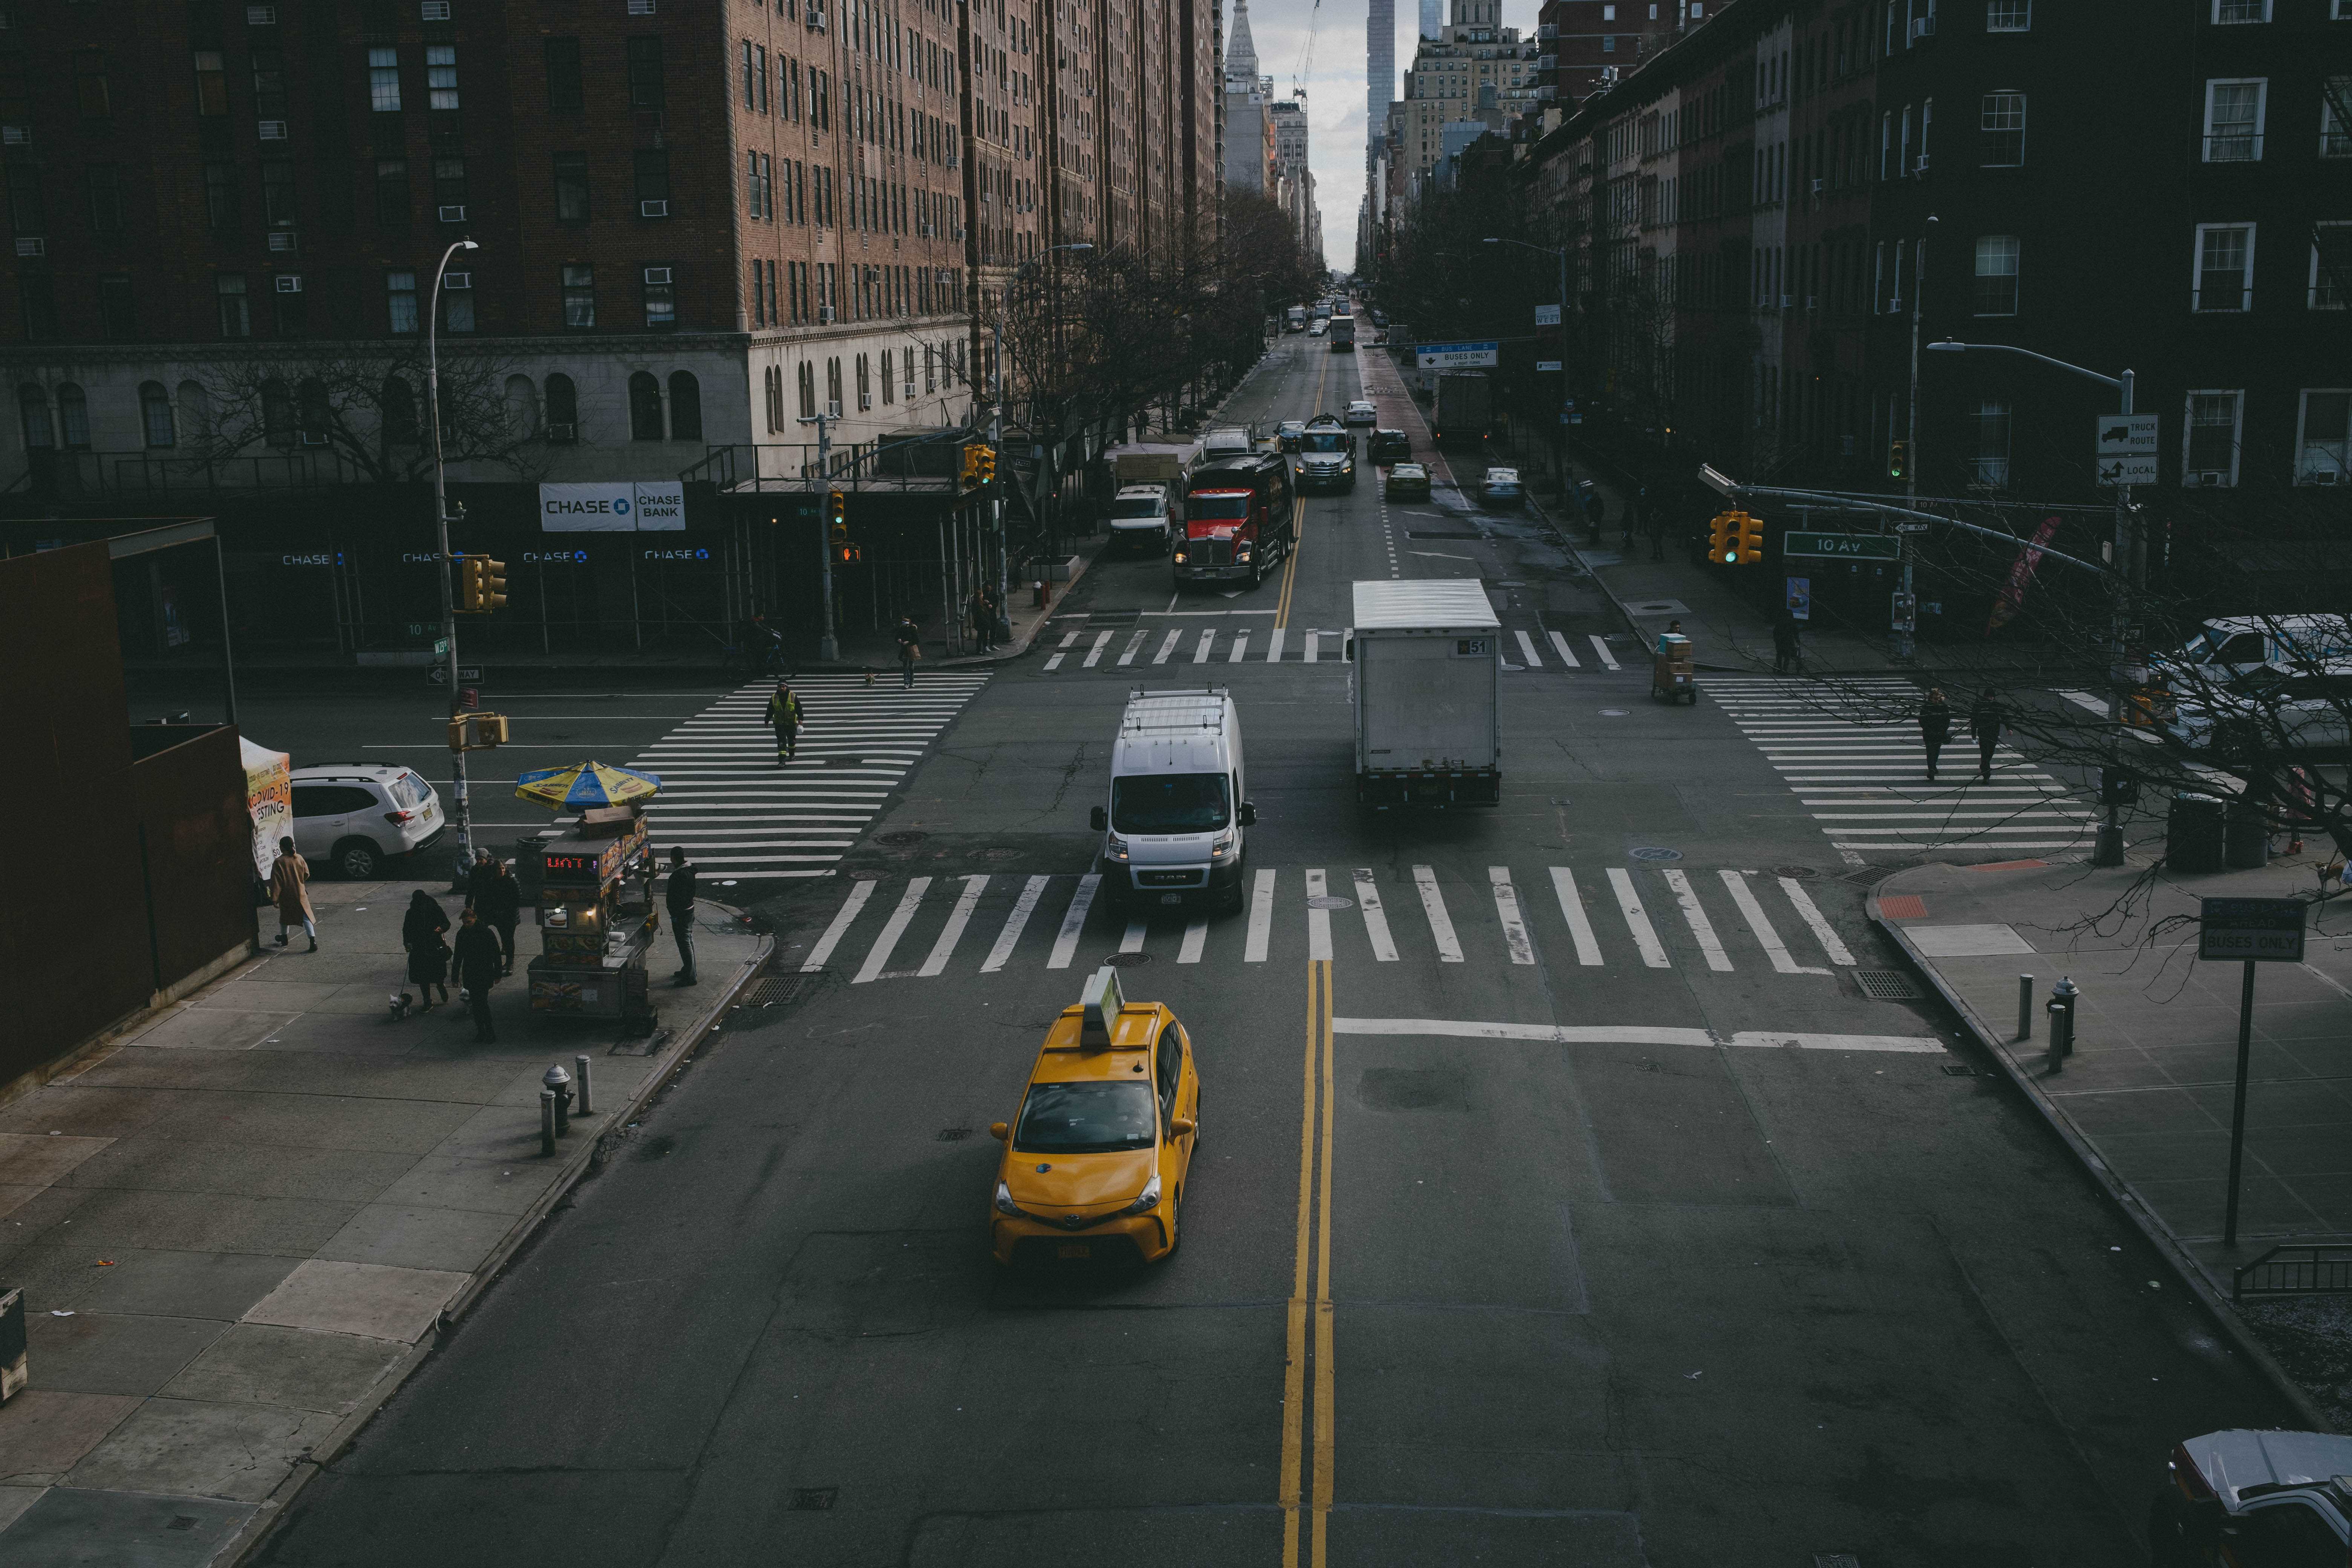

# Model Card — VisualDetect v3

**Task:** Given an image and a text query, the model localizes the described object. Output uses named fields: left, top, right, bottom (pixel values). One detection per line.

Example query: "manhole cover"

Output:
left=1629, top=847, right=1682, bottom=862
left=981, top=848, right=1022, bottom=860
left=876, top=830, right=928, bottom=847
left=1773, top=865, right=1819, bottom=880
left=1599, top=708, right=1630, bottom=717
left=851, top=870, right=888, bottom=881
left=1855, top=969, right=1922, bottom=1001
left=1103, top=952, right=1151, bottom=968
left=1306, top=896, right=1355, bottom=910
left=747, top=975, right=812, bottom=1007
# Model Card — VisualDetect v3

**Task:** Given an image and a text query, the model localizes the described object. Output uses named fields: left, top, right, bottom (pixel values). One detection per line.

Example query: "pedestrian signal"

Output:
left=1733, top=512, right=1765, bottom=565
left=457, top=555, right=507, bottom=612
left=1887, top=439, right=1909, bottom=481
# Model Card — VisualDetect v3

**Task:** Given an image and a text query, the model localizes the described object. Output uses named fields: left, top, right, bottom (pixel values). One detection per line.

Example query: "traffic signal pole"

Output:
left=798, top=410, right=840, bottom=663
left=428, top=237, right=478, bottom=888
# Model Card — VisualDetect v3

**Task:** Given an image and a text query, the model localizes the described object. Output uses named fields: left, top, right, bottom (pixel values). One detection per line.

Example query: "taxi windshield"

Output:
left=1112, top=772, right=1231, bottom=833
left=1014, top=1080, right=1157, bottom=1153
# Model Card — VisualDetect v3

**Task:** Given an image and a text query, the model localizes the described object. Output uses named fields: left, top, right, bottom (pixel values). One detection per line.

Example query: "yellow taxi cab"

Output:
left=989, top=967, right=1199, bottom=1267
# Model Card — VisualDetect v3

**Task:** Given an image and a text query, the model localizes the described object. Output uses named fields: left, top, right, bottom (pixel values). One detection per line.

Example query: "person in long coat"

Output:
left=452, top=908, right=504, bottom=1043
left=269, top=837, right=316, bottom=951
left=1919, top=688, right=1953, bottom=782
left=402, top=890, right=450, bottom=1009
left=1968, top=693, right=2004, bottom=783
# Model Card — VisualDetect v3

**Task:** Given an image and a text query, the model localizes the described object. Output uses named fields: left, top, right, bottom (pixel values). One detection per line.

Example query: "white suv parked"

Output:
left=289, top=765, right=446, bottom=879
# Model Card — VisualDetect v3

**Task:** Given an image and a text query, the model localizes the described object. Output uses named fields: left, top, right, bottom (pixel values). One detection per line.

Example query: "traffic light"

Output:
left=1733, top=511, right=1766, bottom=565
left=456, top=555, right=504, bottom=612
left=444, top=713, right=510, bottom=750
left=828, top=489, right=847, bottom=533
left=959, top=443, right=984, bottom=490
left=974, top=444, right=998, bottom=486
left=1887, top=439, right=1909, bottom=481
left=1708, top=511, right=1738, bottom=564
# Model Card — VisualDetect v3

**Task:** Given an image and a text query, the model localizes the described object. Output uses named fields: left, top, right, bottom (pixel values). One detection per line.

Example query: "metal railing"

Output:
left=2232, top=1243, right=2352, bottom=1302
left=23, top=448, right=367, bottom=494
left=683, top=427, right=980, bottom=493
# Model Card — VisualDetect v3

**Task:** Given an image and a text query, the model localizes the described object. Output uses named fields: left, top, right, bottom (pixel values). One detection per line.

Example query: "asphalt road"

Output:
left=247, top=332, right=2298, bottom=1568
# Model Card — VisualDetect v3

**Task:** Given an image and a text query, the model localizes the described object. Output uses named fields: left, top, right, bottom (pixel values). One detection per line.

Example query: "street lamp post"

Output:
left=429, top=236, right=479, bottom=887
left=1929, top=337, right=2139, bottom=865
left=794, top=410, right=838, bottom=662
left=1484, top=236, right=1569, bottom=490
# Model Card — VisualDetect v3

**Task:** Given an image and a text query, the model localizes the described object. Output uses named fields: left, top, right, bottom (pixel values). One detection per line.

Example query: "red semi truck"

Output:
left=1171, top=455, right=1297, bottom=591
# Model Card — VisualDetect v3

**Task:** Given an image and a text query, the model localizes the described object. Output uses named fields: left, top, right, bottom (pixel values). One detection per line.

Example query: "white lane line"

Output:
left=1547, top=631, right=1582, bottom=668
left=1120, top=917, right=1148, bottom=953
left=980, top=875, right=1050, bottom=973
left=1179, top=918, right=1208, bottom=964
left=1305, top=867, right=1334, bottom=960
left=1489, top=867, right=1535, bottom=965
left=1055, top=629, right=1080, bottom=648
left=1588, top=635, right=1620, bottom=671
left=1331, top=1017, right=1943, bottom=1053
left=1118, top=629, right=1149, bottom=666
left=1661, top=870, right=1732, bottom=970
left=1267, top=628, right=1286, bottom=662
left=1229, top=632, right=1250, bottom=662
left=1514, top=630, right=1544, bottom=668
left=1718, top=870, right=1828, bottom=976
left=853, top=876, right=931, bottom=984
left=918, top=874, right=989, bottom=976
left=1354, top=868, right=1398, bottom=962
left=1305, top=631, right=1321, bottom=663
left=1412, top=864, right=1464, bottom=963
left=1548, top=868, right=1603, bottom=966
left=1605, top=868, right=1669, bottom=968
left=1778, top=876, right=1857, bottom=966
left=1047, top=874, right=1101, bottom=969
left=1245, top=868, right=1277, bottom=962
left=1044, top=653, right=1066, bottom=671
left=1153, top=629, right=1184, bottom=664
left=1081, top=629, right=1113, bottom=668
left=800, top=879, right=878, bottom=972
left=1194, top=629, right=1215, bottom=663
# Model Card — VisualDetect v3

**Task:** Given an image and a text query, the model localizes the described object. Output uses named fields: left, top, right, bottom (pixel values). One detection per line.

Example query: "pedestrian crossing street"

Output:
left=1706, top=676, right=2096, bottom=859
left=786, top=861, right=1859, bottom=983
left=619, top=674, right=990, bottom=885
left=1037, top=620, right=1625, bottom=671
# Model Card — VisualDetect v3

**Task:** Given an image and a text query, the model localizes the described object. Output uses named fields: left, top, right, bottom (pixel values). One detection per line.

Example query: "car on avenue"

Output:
left=1384, top=461, right=1432, bottom=501
left=1479, top=466, right=1524, bottom=507
left=989, top=967, right=1200, bottom=1268
left=289, top=764, right=446, bottom=879
left=1277, top=419, right=1308, bottom=452
left=2150, top=1428, right=2352, bottom=1565
left=1369, top=429, right=1413, bottom=464
left=1105, top=484, right=1173, bottom=554
left=1343, top=400, right=1377, bottom=427
left=1308, top=320, right=1328, bottom=337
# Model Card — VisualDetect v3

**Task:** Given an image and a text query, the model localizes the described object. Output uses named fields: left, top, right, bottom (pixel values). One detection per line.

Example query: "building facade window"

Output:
left=262, top=378, right=295, bottom=447
left=561, top=263, right=594, bottom=326
left=545, top=373, right=579, bottom=440
left=2312, top=224, right=2352, bottom=308
left=797, top=361, right=816, bottom=419
left=2194, top=223, right=2255, bottom=311
left=1986, top=0, right=2029, bottom=28
left=825, top=356, right=842, bottom=413
left=545, top=38, right=583, bottom=113
left=382, top=377, right=420, bottom=444
left=433, top=157, right=467, bottom=219
left=1980, top=92, right=2024, bottom=165
left=626, top=37, right=665, bottom=110
left=635, top=149, right=671, bottom=214
left=73, top=51, right=109, bottom=118
left=426, top=44, right=458, bottom=110
left=194, top=50, right=229, bottom=115
left=628, top=371, right=663, bottom=439
left=375, top=158, right=410, bottom=228
left=1970, top=400, right=2011, bottom=486
left=86, top=165, right=123, bottom=235
left=2203, top=79, right=2266, bottom=161
left=438, top=270, right=473, bottom=332
left=2212, top=0, right=2269, bottom=20
left=855, top=352, right=871, bottom=409
left=1974, top=234, right=2020, bottom=314
left=217, top=273, right=250, bottom=337
left=668, top=371, right=701, bottom=439
left=205, top=160, right=237, bottom=230
left=56, top=384, right=89, bottom=449
left=98, top=275, right=135, bottom=339
left=554, top=152, right=590, bottom=222
left=641, top=264, right=675, bottom=326
left=386, top=268, right=418, bottom=332
left=880, top=349, right=894, bottom=404
left=2298, top=390, right=2351, bottom=484
left=2184, top=391, right=2244, bottom=484
left=17, top=385, right=50, bottom=450
left=2324, top=77, right=2351, bottom=157
left=263, top=159, right=297, bottom=227
left=368, top=46, right=401, bottom=112
left=139, top=381, right=175, bottom=447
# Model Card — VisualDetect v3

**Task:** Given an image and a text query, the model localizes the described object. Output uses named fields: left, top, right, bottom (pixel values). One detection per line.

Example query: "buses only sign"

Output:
left=2198, top=897, right=2306, bottom=963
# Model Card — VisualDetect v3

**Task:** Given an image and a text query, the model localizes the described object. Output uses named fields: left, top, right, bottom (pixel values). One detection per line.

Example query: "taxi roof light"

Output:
left=1079, top=966, right=1125, bottom=1047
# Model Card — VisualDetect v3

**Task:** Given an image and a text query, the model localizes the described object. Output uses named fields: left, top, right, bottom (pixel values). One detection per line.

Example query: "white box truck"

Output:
left=1349, top=580, right=1501, bottom=807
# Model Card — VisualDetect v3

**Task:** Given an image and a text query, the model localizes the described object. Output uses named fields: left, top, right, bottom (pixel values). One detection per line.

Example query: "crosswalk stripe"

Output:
left=1549, top=867, right=1602, bottom=966
left=1082, top=629, right=1112, bottom=667
left=1194, top=629, right=1214, bottom=663
left=1779, top=876, right=1856, bottom=965
left=1120, top=917, right=1148, bottom=952
left=1588, top=634, right=1620, bottom=671
left=1662, top=869, right=1732, bottom=971
left=1354, top=868, right=1398, bottom=962
left=1245, top=868, right=1276, bottom=961
left=1306, top=868, right=1334, bottom=960
left=1718, top=870, right=1828, bottom=976
left=1229, top=632, right=1250, bottom=662
left=1514, top=630, right=1543, bottom=668
left=1179, top=917, right=1208, bottom=963
left=1606, top=868, right=1668, bottom=968
left=1154, top=628, right=1183, bottom=664
left=853, top=876, right=930, bottom=983
left=1119, top=629, right=1148, bottom=666
left=1489, top=867, right=1534, bottom=965
left=981, top=875, right=1050, bottom=973
left=1047, top=875, right=1100, bottom=969
left=1547, top=630, right=1581, bottom=668
left=1413, top=864, right=1464, bottom=962
left=919, top=875, right=988, bottom=977
left=1267, top=628, right=1286, bottom=662
left=801, top=878, right=877, bottom=971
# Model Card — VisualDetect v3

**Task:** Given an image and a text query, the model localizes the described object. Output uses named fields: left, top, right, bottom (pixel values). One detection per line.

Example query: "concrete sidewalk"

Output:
left=1873, top=853, right=2352, bottom=1420
left=0, top=876, right=767, bottom=1565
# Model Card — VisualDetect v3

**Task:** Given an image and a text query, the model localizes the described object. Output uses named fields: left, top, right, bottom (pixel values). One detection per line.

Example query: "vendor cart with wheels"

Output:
left=1651, top=633, right=1696, bottom=704
left=512, top=761, right=666, bottom=1036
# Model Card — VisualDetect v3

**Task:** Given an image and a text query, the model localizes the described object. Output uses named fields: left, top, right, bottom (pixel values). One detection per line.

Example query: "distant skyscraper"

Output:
left=1419, top=0, right=1441, bottom=40
left=1367, top=0, right=1394, bottom=171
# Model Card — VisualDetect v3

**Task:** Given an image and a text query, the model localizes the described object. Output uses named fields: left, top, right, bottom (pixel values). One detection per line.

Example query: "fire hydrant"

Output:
left=543, top=1062, right=573, bottom=1137
left=2044, top=977, right=2078, bottom=1074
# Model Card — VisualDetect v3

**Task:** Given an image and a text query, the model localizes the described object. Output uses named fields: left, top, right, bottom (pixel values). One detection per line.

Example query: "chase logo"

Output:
left=615, top=497, right=632, bottom=516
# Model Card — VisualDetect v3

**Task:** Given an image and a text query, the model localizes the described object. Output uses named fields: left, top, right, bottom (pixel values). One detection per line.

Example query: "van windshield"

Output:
left=1187, top=495, right=1249, bottom=521
left=1109, top=496, right=1164, bottom=519
left=1112, top=773, right=1231, bottom=833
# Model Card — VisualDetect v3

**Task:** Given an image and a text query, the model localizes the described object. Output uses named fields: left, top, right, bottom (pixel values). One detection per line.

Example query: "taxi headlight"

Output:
left=995, top=1180, right=1022, bottom=1217
left=1120, top=1172, right=1162, bottom=1215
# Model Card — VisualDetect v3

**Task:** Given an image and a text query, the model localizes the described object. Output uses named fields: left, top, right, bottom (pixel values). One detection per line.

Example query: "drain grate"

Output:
left=1103, top=951, right=1151, bottom=968
left=1629, top=847, right=1682, bottom=862
left=788, top=1487, right=839, bottom=1512
left=936, top=1127, right=973, bottom=1141
left=1306, top=896, right=1355, bottom=910
left=1773, top=865, right=1819, bottom=880
left=748, top=974, right=812, bottom=1007
left=876, top=830, right=929, bottom=847
left=1941, top=1063, right=1977, bottom=1078
left=1854, top=969, right=1922, bottom=1001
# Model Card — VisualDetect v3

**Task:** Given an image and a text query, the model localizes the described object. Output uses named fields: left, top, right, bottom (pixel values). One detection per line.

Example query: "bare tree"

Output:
left=190, top=344, right=547, bottom=486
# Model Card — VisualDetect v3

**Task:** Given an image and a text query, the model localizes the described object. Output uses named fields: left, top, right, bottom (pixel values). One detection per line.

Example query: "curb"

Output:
left=217, top=905, right=777, bottom=1565
left=1868, top=880, right=2337, bottom=1434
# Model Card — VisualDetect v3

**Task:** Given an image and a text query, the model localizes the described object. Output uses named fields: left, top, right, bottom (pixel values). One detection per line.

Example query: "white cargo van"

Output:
left=1089, top=688, right=1256, bottom=913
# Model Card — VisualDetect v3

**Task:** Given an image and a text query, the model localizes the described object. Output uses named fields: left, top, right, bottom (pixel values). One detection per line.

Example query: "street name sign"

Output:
left=1416, top=341, right=1500, bottom=369
left=2199, top=897, right=2306, bottom=963
left=1782, top=531, right=1900, bottom=560
left=1534, top=305, right=1561, bottom=326
left=2094, top=413, right=2159, bottom=487
left=1535, top=360, right=1562, bottom=372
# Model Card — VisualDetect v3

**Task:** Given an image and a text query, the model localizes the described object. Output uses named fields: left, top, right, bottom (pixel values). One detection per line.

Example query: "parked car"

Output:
left=289, top=765, right=446, bottom=879
left=1369, top=429, right=1413, bottom=464
left=1343, top=400, right=1377, bottom=427
left=1369, top=309, right=1388, bottom=327
left=1106, top=484, right=1174, bottom=554
left=1384, top=461, right=1432, bottom=501
left=1277, top=420, right=1308, bottom=452
left=2151, top=1429, right=2352, bottom=1566
left=1479, top=467, right=1524, bottom=507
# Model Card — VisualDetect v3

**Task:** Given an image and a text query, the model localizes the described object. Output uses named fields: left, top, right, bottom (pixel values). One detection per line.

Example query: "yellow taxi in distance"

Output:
left=990, top=967, right=1199, bottom=1267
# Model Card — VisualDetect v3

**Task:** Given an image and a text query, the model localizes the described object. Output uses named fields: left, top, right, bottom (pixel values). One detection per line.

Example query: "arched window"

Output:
left=261, top=379, right=295, bottom=447
left=628, top=371, right=663, bottom=440
left=297, top=378, right=329, bottom=444
left=176, top=381, right=211, bottom=444
left=380, top=377, right=419, bottom=445
left=667, top=370, right=701, bottom=440
left=796, top=362, right=816, bottom=420
left=17, top=384, right=51, bottom=450
left=139, top=381, right=175, bottom=448
left=56, top=383, right=89, bottom=449
left=545, top=373, right=578, bottom=441
left=502, top=373, right=539, bottom=438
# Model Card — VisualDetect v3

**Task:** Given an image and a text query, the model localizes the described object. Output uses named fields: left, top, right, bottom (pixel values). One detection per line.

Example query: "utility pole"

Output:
left=429, top=237, right=478, bottom=887
left=1897, top=219, right=1935, bottom=664
left=797, top=410, right=839, bottom=662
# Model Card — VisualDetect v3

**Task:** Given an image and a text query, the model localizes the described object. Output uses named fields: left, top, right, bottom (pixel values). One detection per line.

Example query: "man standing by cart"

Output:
left=453, top=908, right=503, bottom=1043
left=665, top=845, right=698, bottom=987
left=766, top=678, right=803, bottom=766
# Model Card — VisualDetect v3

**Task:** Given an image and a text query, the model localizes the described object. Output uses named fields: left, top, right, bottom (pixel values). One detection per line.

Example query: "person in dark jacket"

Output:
left=1772, top=611, right=1803, bottom=675
left=475, top=856, right=522, bottom=975
left=452, top=908, right=504, bottom=1042
left=894, top=616, right=922, bottom=688
left=1919, top=688, right=1953, bottom=781
left=666, top=845, right=698, bottom=986
left=462, top=847, right=497, bottom=911
left=401, top=890, right=450, bottom=1011
left=1969, top=692, right=2004, bottom=783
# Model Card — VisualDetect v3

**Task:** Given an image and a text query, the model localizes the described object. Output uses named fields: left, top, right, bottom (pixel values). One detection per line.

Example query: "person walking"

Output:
left=1772, top=610, right=1803, bottom=675
left=894, top=615, right=922, bottom=689
left=476, top=855, right=521, bottom=976
left=1582, top=484, right=1606, bottom=545
left=268, top=837, right=316, bottom=952
left=462, top=847, right=497, bottom=912
left=1969, top=692, right=2004, bottom=783
left=452, top=908, right=503, bottom=1041
left=1919, top=687, right=1953, bottom=782
left=766, top=678, right=803, bottom=766
left=401, top=890, right=451, bottom=1011
left=665, top=845, right=698, bottom=987
left=968, top=583, right=998, bottom=653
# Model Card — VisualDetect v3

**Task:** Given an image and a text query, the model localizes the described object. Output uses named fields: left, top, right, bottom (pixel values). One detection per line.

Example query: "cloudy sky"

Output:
left=1236, top=0, right=1507, bottom=270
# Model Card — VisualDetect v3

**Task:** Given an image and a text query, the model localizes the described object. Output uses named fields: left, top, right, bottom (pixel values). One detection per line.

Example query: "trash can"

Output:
left=2165, top=792, right=2226, bottom=873
left=2224, top=800, right=2270, bottom=870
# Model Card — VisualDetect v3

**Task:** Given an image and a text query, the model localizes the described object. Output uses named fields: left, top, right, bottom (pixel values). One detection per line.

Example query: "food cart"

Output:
left=1651, top=632, right=1696, bottom=704
left=514, top=763, right=664, bottom=1033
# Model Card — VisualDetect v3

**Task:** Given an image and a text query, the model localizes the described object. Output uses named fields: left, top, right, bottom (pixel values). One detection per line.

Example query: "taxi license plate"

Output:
left=1160, top=893, right=1182, bottom=905
left=1056, top=1243, right=1090, bottom=1259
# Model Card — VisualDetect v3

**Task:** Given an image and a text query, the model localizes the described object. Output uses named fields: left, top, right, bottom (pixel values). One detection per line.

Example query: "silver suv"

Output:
left=289, top=764, right=446, bottom=878
left=1106, top=484, right=1173, bottom=554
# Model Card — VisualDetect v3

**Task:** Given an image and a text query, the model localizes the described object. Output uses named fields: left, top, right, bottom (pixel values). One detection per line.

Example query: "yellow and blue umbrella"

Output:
left=514, top=761, right=662, bottom=810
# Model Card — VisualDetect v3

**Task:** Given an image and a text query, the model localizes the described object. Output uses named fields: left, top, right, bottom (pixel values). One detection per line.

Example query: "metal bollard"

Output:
left=544, top=1062, right=573, bottom=1137
left=539, top=1089, right=557, bottom=1156
left=2044, top=977, right=2078, bottom=1073
left=2017, top=975, right=2035, bottom=1041
left=574, top=1054, right=594, bottom=1116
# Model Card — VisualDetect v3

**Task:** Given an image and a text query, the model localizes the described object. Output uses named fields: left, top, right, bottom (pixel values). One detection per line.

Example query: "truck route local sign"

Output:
left=1782, top=531, right=1900, bottom=561
left=2198, top=896, right=2306, bottom=963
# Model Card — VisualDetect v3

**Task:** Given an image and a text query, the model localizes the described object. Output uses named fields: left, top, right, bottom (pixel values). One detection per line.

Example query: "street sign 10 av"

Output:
left=1782, top=531, right=1900, bottom=560
left=2199, top=896, right=2306, bottom=963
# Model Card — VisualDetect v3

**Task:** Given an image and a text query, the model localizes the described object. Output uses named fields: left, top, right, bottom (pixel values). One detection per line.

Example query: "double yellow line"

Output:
left=1281, top=959, right=1337, bottom=1566
left=1272, top=351, right=1335, bottom=634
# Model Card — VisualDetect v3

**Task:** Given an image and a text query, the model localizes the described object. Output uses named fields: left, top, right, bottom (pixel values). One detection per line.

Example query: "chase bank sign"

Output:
left=538, top=481, right=687, bottom=533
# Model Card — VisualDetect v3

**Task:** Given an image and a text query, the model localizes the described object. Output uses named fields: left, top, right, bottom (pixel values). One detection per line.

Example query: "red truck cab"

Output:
left=1172, top=455, right=1295, bottom=592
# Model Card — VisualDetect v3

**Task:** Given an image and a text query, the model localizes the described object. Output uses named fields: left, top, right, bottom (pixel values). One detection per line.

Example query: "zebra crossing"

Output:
left=1706, top=676, right=2097, bottom=859
left=1036, top=621, right=1622, bottom=671
left=621, top=673, right=989, bottom=884
left=786, top=861, right=1859, bottom=983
